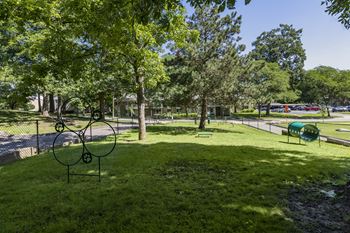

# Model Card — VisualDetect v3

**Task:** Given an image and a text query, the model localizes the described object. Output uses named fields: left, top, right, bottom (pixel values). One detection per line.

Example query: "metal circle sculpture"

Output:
left=52, top=97, right=116, bottom=183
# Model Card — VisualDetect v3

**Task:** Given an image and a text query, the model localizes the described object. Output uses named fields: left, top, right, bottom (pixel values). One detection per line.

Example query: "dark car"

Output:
left=296, top=106, right=306, bottom=111
left=289, top=105, right=298, bottom=110
left=332, top=106, right=348, bottom=112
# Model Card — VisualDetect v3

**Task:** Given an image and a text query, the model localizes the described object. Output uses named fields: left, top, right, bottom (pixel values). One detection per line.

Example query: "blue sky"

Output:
left=182, top=0, right=350, bottom=70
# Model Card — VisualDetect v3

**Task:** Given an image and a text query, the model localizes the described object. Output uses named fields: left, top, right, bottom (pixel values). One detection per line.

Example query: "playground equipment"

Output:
left=52, top=98, right=116, bottom=183
left=287, top=121, right=320, bottom=145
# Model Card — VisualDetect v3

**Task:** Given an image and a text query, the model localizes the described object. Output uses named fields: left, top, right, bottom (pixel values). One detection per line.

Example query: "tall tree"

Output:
left=250, top=61, right=291, bottom=117
left=301, top=66, right=350, bottom=117
left=251, top=24, right=306, bottom=90
left=71, top=1, right=192, bottom=140
left=185, top=4, right=243, bottom=129
left=163, top=54, right=197, bottom=116
left=219, top=55, right=261, bottom=113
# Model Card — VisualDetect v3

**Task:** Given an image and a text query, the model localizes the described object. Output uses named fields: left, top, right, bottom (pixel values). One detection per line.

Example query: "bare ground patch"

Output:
left=288, top=180, right=350, bottom=233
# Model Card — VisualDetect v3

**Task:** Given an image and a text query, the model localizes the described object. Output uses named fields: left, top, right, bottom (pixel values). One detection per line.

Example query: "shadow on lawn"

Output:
left=145, top=125, right=242, bottom=136
left=1, top=141, right=350, bottom=232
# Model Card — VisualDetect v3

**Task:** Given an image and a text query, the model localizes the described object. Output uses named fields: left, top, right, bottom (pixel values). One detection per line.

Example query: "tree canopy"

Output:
left=250, top=24, right=306, bottom=90
left=1, top=0, right=350, bottom=139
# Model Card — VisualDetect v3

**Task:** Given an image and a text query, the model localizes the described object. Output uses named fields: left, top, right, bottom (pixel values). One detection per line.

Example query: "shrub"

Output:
left=155, top=113, right=198, bottom=119
left=240, top=109, right=255, bottom=113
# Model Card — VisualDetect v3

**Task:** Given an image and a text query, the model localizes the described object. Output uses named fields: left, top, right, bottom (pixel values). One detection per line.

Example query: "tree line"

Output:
left=0, top=0, right=350, bottom=139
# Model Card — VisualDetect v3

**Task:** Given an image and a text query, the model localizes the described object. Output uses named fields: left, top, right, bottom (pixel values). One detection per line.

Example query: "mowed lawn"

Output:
left=0, top=110, right=128, bottom=135
left=0, top=123, right=350, bottom=232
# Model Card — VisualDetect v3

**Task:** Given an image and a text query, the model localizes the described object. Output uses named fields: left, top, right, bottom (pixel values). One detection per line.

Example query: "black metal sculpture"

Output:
left=52, top=98, right=116, bottom=183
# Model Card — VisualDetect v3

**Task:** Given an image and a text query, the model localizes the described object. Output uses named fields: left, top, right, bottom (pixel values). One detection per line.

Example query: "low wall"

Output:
left=0, top=147, right=38, bottom=165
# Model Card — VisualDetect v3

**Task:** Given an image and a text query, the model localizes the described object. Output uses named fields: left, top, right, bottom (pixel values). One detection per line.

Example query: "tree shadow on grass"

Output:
left=1, top=141, right=350, bottom=232
left=278, top=141, right=307, bottom=146
left=146, top=125, right=243, bottom=136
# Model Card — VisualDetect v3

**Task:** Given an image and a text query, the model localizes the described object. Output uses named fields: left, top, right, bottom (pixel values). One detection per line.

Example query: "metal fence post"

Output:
left=36, top=120, right=40, bottom=154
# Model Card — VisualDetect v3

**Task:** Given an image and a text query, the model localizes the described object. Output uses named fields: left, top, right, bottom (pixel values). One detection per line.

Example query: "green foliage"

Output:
left=0, top=68, right=33, bottom=109
left=248, top=61, right=291, bottom=106
left=251, top=24, right=306, bottom=90
left=240, top=108, right=255, bottom=113
left=300, top=66, right=350, bottom=116
left=168, top=4, right=243, bottom=128
left=322, top=0, right=350, bottom=29
left=189, top=0, right=252, bottom=11
left=157, top=112, right=198, bottom=119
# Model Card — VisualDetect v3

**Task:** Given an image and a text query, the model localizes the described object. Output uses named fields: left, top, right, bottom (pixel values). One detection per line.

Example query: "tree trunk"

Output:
left=185, top=106, right=189, bottom=117
left=233, top=103, right=238, bottom=113
left=42, top=93, right=49, bottom=117
left=199, top=97, right=207, bottom=129
left=49, top=94, right=55, bottom=113
left=10, top=102, right=16, bottom=110
left=37, top=93, right=42, bottom=113
left=266, top=103, right=271, bottom=116
left=326, top=106, right=331, bottom=117
left=99, top=93, right=106, bottom=120
left=136, top=78, right=146, bottom=140
left=57, top=95, right=62, bottom=117
left=258, top=104, right=262, bottom=118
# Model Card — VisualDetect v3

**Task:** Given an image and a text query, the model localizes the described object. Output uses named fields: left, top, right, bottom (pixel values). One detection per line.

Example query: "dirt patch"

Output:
left=288, top=181, right=350, bottom=233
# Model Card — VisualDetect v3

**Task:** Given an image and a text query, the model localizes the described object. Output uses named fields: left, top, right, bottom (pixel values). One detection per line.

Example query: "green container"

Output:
left=288, top=122, right=304, bottom=137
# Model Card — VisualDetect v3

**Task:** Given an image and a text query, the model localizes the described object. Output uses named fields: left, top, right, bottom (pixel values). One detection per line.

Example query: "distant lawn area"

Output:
left=0, top=110, right=45, bottom=122
left=0, top=110, right=55, bottom=134
left=1, top=123, right=349, bottom=232
left=0, top=110, right=130, bottom=135
left=277, top=121, right=350, bottom=141
left=232, top=111, right=330, bottom=120
left=0, top=119, right=110, bottom=135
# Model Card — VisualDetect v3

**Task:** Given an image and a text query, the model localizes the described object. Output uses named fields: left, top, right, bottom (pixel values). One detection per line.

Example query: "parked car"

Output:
left=297, top=106, right=306, bottom=111
left=289, top=105, right=298, bottom=110
left=332, top=106, right=348, bottom=112
left=271, top=107, right=291, bottom=113
left=305, top=106, right=320, bottom=111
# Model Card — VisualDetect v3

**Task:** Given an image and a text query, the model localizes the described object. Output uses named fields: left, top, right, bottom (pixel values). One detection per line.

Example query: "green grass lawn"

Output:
left=0, top=110, right=45, bottom=122
left=0, top=123, right=349, bottom=232
left=232, top=111, right=330, bottom=120
left=277, top=121, right=350, bottom=141
left=0, top=118, right=111, bottom=135
left=0, top=110, right=128, bottom=135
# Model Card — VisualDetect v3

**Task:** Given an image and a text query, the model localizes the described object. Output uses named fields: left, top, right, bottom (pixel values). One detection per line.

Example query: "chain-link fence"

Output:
left=0, top=120, right=41, bottom=164
left=0, top=118, right=140, bottom=165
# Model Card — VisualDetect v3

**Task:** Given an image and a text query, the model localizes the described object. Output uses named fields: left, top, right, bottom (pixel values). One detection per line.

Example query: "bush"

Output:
left=155, top=113, right=198, bottom=119
left=24, top=103, right=35, bottom=111
left=240, top=109, right=255, bottom=113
